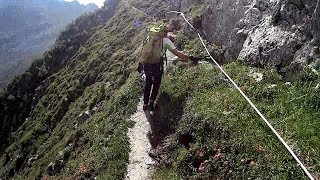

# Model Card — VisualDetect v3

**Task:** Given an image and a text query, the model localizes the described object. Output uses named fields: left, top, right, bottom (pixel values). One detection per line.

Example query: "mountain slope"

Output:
left=0, top=0, right=319, bottom=179
left=0, top=0, right=98, bottom=89
left=0, top=0, right=147, bottom=178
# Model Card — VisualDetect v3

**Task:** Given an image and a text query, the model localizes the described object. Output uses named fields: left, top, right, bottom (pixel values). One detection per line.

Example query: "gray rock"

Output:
left=46, top=162, right=55, bottom=176
left=170, top=0, right=181, bottom=9
left=312, top=57, right=320, bottom=70
left=181, top=0, right=203, bottom=10
left=27, top=155, right=38, bottom=167
left=240, top=7, right=262, bottom=28
left=57, top=146, right=71, bottom=161
left=78, top=110, right=91, bottom=125
left=312, top=0, right=320, bottom=45
left=7, top=94, right=16, bottom=101
left=253, top=0, right=269, bottom=11
left=92, top=106, right=98, bottom=113
left=202, top=0, right=253, bottom=47
left=248, top=70, right=263, bottom=82
left=193, top=0, right=319, bottom=77
left=239, top=24, right=302, bottom=67
left=268, top=84, right=277, bottom=88
left=288, top=41, right=320, bottom=71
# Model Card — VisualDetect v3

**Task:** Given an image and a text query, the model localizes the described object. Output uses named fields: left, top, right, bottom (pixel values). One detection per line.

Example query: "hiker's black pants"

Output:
left=143, top=63, right=163, bottom=105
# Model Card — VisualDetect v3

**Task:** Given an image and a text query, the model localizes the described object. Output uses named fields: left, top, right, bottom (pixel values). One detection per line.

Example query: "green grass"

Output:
left=0, top=2, right=146, bottom=179
left=11, top=73, right=140, bottom=179
left=153, top=62, right=319, bottom=179
left=57, top=73, right=140, bottom=179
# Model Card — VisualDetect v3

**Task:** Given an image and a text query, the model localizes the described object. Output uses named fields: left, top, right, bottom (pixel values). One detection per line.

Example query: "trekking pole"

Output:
left=166, top=11, right=315, bottom=180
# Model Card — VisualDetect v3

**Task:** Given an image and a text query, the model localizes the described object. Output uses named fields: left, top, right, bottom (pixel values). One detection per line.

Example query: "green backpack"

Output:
left=138, top=24, right=167, bottom=64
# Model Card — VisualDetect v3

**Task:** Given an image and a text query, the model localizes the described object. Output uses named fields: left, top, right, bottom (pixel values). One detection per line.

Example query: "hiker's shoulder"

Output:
left=163, top=37, right=175, bottom=49
left=163, top=37, right=173, bottom=44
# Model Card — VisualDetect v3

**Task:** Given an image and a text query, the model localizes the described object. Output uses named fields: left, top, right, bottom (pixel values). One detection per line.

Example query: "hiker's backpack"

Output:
left=138, top=24, right=167, bottom=64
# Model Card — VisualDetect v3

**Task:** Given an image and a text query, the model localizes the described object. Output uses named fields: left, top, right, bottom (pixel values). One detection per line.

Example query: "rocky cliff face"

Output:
left=177, top=0, right=320, bottom=77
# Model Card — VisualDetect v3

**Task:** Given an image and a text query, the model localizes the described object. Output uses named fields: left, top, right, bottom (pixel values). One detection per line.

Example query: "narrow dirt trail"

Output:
left=126, top=98, right=153, bottom=180
left=125, top=45, right=176, bottom=180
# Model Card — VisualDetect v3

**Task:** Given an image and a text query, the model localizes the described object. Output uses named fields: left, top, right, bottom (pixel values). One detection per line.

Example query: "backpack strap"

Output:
left=161, top=38, right=167, bottom=65
left=143, top=28, right=149, bottom=44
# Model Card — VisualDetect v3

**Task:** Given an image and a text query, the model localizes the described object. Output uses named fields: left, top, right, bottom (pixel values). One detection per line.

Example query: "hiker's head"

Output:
left=162, top=26, right=171, bottom=36
left=161, top=19, right=177, bottom=33
left=156, top=25, right=170, bottom=38
left=168, top=19, right=181, bottom=31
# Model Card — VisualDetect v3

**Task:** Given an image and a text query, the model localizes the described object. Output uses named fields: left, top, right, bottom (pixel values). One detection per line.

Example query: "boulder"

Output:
left=239, top=24, right=304, bottom=68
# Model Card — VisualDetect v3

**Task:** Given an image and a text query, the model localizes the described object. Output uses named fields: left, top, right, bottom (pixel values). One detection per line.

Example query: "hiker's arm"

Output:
left=164, top=38, right=190, bottom=60
left=170, top=49, right=191, bottom=61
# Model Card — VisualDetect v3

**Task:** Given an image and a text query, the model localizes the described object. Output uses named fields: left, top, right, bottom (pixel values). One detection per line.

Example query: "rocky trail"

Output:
left=126, top=98, right=154, bottom=180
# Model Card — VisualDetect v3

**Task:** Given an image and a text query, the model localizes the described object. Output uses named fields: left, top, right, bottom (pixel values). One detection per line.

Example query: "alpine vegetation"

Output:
left=0, top=0, right=319, bottom=179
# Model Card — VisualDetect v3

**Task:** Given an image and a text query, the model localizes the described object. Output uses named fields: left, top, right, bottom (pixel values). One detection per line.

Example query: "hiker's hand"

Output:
left=141, top=73, right=146, bottom=82
left=190, top=56, right=201, bottom=65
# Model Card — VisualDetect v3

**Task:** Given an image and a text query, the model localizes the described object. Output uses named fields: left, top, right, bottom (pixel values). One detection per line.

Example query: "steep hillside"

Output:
left=152, top=62, right=319, bottom=179
left=0, top=0, right=97, bottom=89
left=0, top=0, right=148, bottom=178
left=0, top=0, right=319, bottom=179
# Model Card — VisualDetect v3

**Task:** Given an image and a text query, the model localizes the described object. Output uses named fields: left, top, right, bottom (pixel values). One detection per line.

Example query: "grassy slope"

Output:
left=0, top=0, right=178, bottom=178
left=153, top=61, right=320, bottom=179
left=0, top=1, right=148, bottom=179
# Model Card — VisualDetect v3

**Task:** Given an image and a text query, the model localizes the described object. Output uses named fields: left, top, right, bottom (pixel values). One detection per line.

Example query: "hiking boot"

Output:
left=148, top=101, right=154, bottom=111
left=148, top=101, right=155, bottom=111
left=143, top=104, right=148, bottom=111
left=147, top=104, right=154, bottom=111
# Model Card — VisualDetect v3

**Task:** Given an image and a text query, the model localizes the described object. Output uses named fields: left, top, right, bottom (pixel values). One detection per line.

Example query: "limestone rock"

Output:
left=181, top=0, right=203, bottom=10
left=195, top=0, right=320, bottom=77
left=312, top=0, right=320, bottom=45
left=202, top=0, right=252, bottom=47
left=239, top=24, right=303, bottom=68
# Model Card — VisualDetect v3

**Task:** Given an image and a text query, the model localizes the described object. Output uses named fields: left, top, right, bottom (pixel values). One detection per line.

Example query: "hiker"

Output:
left=138, top=24, right=201, bottom=111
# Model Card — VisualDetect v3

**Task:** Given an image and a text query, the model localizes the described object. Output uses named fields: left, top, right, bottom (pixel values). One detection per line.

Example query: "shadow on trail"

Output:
left=145, top=91, right=186, bottom=148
